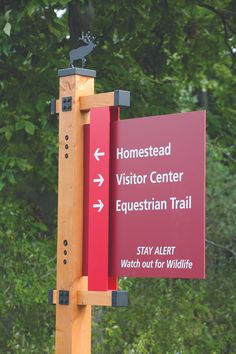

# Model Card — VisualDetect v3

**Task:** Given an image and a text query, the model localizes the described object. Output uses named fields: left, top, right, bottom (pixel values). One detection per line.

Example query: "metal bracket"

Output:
left=114, top=90, right=130, bottom=107
left=50, top=98, right=56, bottom=115
left=59, top=290, right=69, bottom=305
left=48, top=289, right=54, bottom=305
left=112, top=290, right=128, bottom=307
left=62, top=96, right=72, bottom=112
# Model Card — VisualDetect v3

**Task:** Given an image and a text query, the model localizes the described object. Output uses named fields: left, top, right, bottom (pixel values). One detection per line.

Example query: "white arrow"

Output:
left=94, top=148, right=105, bottom=161
left=93, top=174, right=104, bottom=187
left=93, top=199, right=104, bottom=212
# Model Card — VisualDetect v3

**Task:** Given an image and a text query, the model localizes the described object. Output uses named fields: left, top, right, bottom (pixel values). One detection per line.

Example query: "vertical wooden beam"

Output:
left=55, top=68, right=95, bottom=354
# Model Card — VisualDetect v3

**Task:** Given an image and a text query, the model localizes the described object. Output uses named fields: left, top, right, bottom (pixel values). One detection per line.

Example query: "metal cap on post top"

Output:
left=58, top=67, right=96, bottom=78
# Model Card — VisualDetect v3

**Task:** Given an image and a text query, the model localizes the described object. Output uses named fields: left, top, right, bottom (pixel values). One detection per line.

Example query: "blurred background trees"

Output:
left=0, top=1, right=235, bottom=352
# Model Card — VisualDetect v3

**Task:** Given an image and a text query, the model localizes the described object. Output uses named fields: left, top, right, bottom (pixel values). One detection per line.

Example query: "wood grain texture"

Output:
left=56, top=99, right=60, bottom=113
left=80, top=92, right=114, bottom=110
left=55, top=74, right=94, bottom=354
left=77, top=291, right=112, bottom=306
left=52, top=290, right=57, bottom=304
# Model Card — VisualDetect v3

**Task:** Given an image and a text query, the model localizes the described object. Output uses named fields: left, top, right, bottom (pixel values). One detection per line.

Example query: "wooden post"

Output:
left=51, top=67, right=130, bottom=353
left=55, top=68, right=95, bottom=354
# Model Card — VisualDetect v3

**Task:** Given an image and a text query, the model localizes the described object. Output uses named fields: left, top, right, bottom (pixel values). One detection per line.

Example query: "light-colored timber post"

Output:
left=49, top=67, right=130, bottom=353
left=55, top=67, right=96, bottom=354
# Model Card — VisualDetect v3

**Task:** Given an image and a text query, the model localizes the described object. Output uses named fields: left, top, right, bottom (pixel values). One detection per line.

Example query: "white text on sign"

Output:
left=116, top=196, right=192, bottom=215
left=116, top=171, right=184, bottom=185
left=116, top=142, right=171, bottom=160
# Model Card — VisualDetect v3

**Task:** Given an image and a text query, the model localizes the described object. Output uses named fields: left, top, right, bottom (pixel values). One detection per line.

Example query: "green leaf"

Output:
left=5, top=130, right=12, bottom=141
left=27, top=4, right=36, bottom=16
left=0, top=181, right=5, bottom=191
left=8, top=173, right=16, bottom=184
left=15, top=121, right=25, bottom=131
left=32, top=221, right=48, bottom=232
left=2, top=42, right=11, bottom=56
left=3, top=22, right=11, bottom=36
left=16, top=158, right=32, bottom=172
left=25, top=121, right=35, bottom=135
left=4, top=10, right=12, bottom=22
left=0, top=126, right=13, bottom=140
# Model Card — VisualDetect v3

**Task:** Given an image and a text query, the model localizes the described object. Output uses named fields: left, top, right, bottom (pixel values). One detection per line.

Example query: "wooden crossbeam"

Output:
left=48, top=289, right=57, bottom=305
left=52, top=90, right=130, bottom=115
left=77, top=290, right=128, bottom=307
left=80, top=92, right=114, bottom=110
left=78, top=290, right=112, bottom=306
left=80, top=90, right=130, bottom=110
left=49, top=290, right=128, bottom=307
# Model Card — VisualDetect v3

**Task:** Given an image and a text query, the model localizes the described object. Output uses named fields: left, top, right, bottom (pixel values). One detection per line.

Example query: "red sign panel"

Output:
left=109, top=111, right=206, bottom=278
left=87, top=107, right=110, bottom=290
left=86, top=107, right=119, bottom=291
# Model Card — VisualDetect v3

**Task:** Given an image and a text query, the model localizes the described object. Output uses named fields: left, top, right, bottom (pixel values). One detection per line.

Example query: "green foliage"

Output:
left=0, top=199, right=55, bottom=353
left=0, top=0, right=235, bottom=353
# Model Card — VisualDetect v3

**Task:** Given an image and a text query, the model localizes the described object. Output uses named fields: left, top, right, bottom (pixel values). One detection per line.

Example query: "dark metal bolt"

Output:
left=64, top=250, right=67, bottom=255
left=65, top=153, right=68, bottom=159
left=65, top=144, right=69, bottom=149
left=63, top=259, right=67, bottom=264
left=65, top=135, right=69, bottom=140
left=63, top=240, right=68, bottom=246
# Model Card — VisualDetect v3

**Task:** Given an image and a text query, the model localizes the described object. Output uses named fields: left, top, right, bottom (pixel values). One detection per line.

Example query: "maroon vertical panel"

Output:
left=108, top=107, right=120, bottom=290
left=88, top=107, right=111, bottom=290
left=82, top=124, right=90, bottom=276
